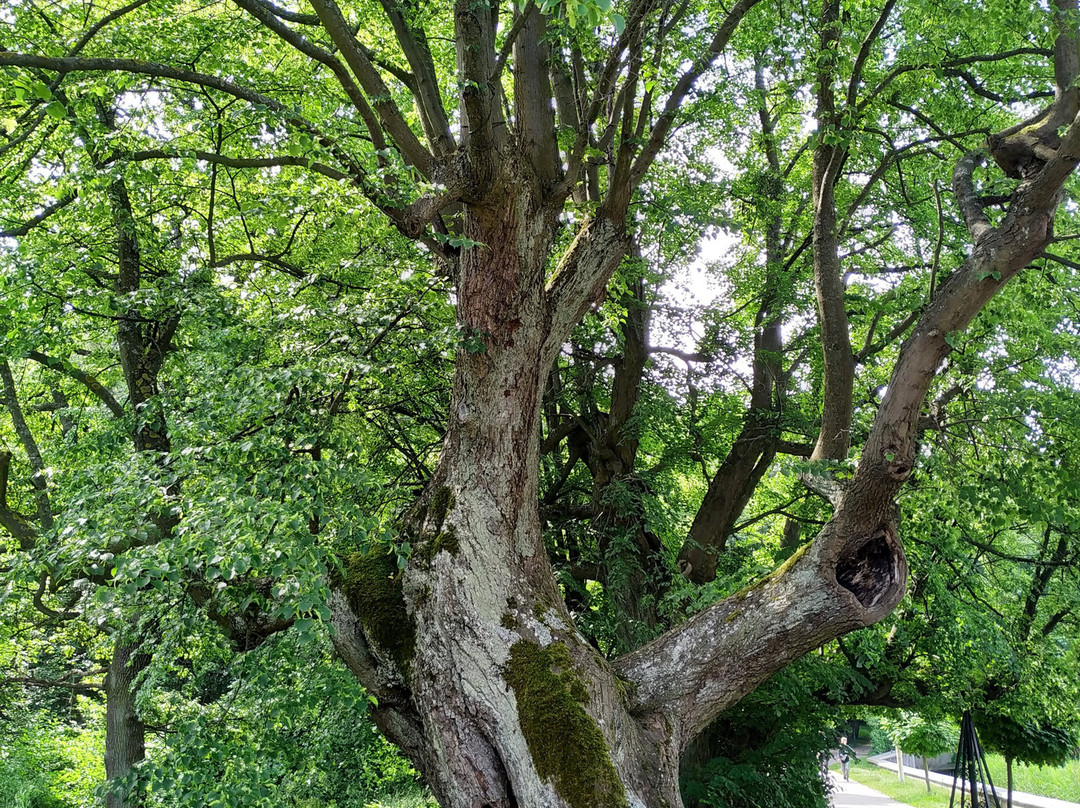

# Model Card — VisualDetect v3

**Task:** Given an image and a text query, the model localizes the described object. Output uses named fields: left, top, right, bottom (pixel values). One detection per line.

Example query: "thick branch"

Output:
left=0, top=361, right=52, bottom=529
left=810, top=0, right=854, bottom=462
left=376, top=0, right=454, bottom=157
left=953, top=151, right=996, bottom=243
left=512, top=4, right=560, bottom=189
left=230, top=0, right=389, bottom=153
left=306, top=0, right=435, bottom=178
left=543, top=214, right=629, bottom=360
left=618, top=522, right=906, bottom=743
left=0, top=194, right=77, bottom=237
left=25, top=351, right=125, bottom=417
left=453, top=0, right=504, bottom=182
left=0, top=451, right=38, bottom=548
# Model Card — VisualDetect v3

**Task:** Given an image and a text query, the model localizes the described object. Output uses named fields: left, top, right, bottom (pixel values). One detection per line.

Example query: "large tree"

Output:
left=3, top=0, right=1080, bottom=805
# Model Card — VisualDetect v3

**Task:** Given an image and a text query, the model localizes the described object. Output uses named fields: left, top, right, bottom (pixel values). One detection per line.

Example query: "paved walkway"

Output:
left=829, top=772, right=915, bottom=807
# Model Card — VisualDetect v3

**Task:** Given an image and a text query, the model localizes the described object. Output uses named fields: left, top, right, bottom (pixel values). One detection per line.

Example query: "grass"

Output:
left=362, top=787, right=440, bottom=808
left=982, top=755, right=1080, bottom=802
left=839, top=755, right=1080, bottom=806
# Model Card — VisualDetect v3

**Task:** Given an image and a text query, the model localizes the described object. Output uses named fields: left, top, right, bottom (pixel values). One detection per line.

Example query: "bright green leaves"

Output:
left=539, top=0, right=625, bottom=33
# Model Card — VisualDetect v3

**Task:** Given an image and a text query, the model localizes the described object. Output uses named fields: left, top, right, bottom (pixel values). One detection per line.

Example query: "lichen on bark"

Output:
left=504, top=640, right=628, bottom=808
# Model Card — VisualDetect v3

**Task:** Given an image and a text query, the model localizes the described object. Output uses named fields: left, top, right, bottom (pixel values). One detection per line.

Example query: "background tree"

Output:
left=977, top=715, right=1075, bottom=808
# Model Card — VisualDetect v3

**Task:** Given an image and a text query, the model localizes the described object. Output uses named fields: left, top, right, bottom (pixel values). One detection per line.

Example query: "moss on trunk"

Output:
left=504, top=640, right=628, bottom=808
left=339, top=551, right=415, bottom=673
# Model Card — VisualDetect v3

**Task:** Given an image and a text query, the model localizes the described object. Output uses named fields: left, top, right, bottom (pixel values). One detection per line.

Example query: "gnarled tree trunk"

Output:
left=327, top=158, right=915, bottom=807
left=327, top=23, right=1080, bottom=798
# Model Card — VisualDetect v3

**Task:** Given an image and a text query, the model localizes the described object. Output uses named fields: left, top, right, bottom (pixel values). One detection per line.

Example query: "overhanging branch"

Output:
left=24, top=351, right=125, bottom=417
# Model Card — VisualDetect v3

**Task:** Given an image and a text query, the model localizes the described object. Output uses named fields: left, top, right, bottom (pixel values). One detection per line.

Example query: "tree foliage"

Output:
left=1, top=0, right=1080, bottom=805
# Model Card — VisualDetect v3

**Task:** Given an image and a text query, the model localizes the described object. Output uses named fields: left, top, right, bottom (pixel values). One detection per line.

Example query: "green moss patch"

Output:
left=730, top=540, right=813, bottom=601
left=412, top=487, right=459, bottom=566
left=428, top=486, right=454, bottom=531
left=504, top=641, right=628, bottom=808
left=340, top=551, right=415, bottom=673
left=415, top=526, right=459, bottom=566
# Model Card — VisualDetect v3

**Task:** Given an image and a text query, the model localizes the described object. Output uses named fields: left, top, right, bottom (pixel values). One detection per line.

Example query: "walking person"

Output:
left=838, top=735, right=856, bottom=781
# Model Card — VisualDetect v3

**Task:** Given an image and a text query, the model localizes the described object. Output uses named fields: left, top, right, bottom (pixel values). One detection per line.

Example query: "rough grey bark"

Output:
left=104, top=641, right=149, bottom=808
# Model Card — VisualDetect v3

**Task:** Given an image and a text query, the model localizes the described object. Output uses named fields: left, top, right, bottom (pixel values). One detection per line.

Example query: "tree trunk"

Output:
left=1007, top=756, right=1014, bottom=808
left=328, top=155, right=907, bottom=805
left=331, top=181, right=680, bottom=807
left=104, top=640, right=149, bottom=808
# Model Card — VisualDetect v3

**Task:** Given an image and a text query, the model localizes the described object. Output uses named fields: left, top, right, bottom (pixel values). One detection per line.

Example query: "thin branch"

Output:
left=32, top=573, right=79, bottom=621
left=648, top=346, right=714, bottom=363
left=858, top=49, right=1055, bottom=114
left=69, top=0, right=154, bottom=56
left=247, top=0, right=320, bottom=25
left=493, top=0, right=536, bottom=80
left=374, top=0, right=454, bottom=156
left=854, top=308, right=921, bottom=363
left=629, top=0, right=764, bottom=190
left=117, top=148, right=351, bottom=182
left=846, top=0, right=897, bottom=110
left=0, top=675, right=104, bottom=693
left=1042, top=250, right=1080, bottom=271
left=0, top=52, right=370, bottom=184
left=946, top=67, right=1053, bottom=105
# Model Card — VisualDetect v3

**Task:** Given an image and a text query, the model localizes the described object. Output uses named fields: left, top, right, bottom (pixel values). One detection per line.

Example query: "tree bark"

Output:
left=104, top=640, right=149, bottom=808
left=331, top=181, right=681, bottom=806
left=810, top=0, right=855, bottom=463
